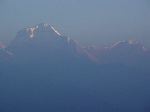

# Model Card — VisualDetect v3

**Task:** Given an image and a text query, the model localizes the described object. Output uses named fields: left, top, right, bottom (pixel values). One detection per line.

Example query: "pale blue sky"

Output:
left=0, top=0, right=150, bottom=46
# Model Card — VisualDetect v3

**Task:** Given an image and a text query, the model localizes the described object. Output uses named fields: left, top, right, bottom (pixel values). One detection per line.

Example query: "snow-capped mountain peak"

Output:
left=7, top=23, right=92, bottom=62
left=35, top=23, right=61, bottom=35
left=17, top=23, right=61, bottom=40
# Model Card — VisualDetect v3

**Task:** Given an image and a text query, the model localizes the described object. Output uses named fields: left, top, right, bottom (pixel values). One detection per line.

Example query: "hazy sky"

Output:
left=0, top=0, right=150, bottom=46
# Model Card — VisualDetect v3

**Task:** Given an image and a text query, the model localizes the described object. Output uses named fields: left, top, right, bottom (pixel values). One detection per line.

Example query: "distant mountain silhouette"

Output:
left=85, top=40, right=150, bottom=71
left=0, top=24, right=150, bottom=112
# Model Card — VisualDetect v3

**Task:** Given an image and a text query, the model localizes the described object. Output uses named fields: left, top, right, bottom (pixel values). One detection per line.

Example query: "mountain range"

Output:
left=1, top=23, right=150, bottom=67
left=0, top=23, right=150, bottom=112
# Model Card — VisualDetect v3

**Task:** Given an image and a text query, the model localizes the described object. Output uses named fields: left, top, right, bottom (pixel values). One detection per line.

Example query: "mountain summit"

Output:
left=10, top=23, right=62, bottom=45
left=17, top=23, right=61, bottom=39
left=9, top=23, right=70, bottom=50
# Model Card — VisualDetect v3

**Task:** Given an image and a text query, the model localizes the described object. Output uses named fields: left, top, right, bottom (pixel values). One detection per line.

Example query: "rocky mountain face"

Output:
left=0, top=24, right=150, bottom=112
